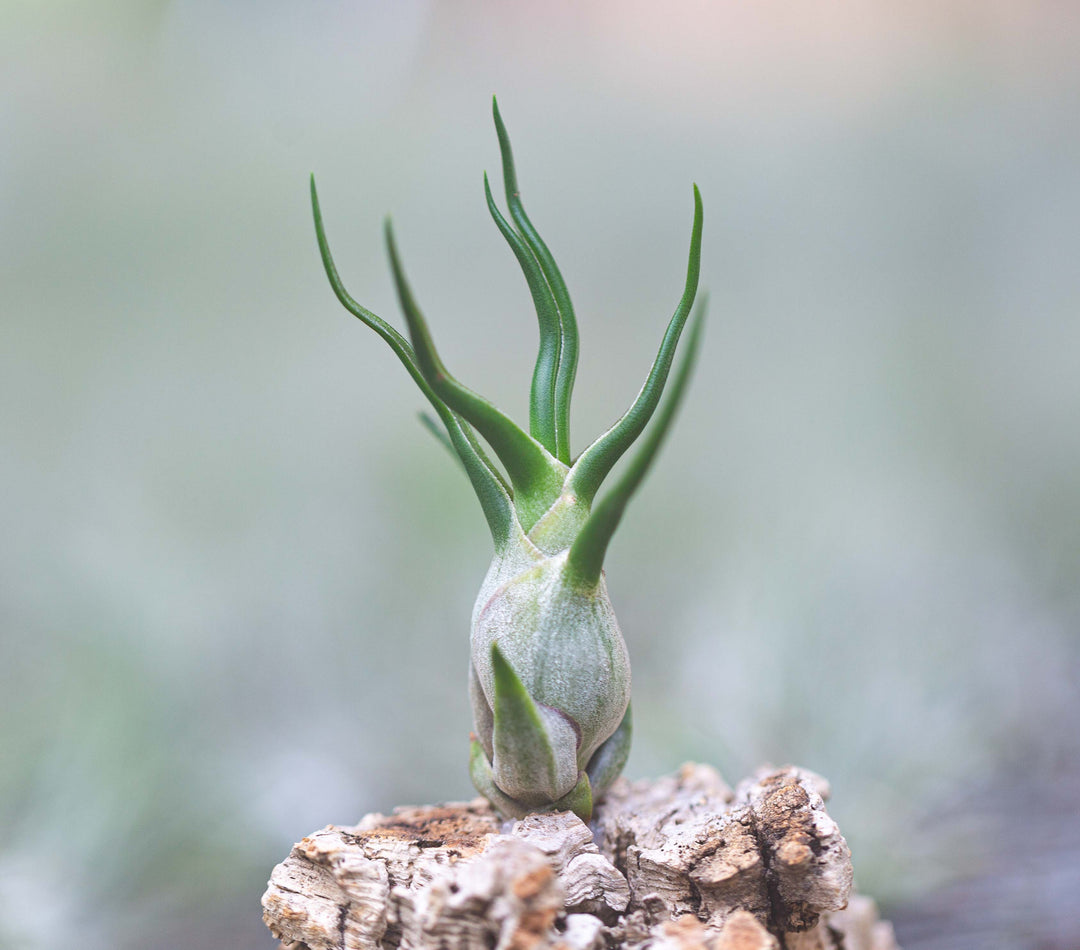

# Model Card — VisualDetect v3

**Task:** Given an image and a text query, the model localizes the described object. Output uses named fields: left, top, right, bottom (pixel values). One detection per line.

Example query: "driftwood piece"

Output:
left=263, top=764, right=897, bottom=950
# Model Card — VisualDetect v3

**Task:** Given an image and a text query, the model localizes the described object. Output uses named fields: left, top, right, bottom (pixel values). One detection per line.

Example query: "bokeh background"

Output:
left=2, top=2, right=1078, bottom=947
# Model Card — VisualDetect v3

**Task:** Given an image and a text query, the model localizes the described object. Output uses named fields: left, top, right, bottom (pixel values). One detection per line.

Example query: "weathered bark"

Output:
left=263, top=763, right=897, bottom=950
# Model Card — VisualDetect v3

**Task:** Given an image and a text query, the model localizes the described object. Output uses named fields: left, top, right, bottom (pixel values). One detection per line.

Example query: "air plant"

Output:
left=310, top=99, right=703, bottom=822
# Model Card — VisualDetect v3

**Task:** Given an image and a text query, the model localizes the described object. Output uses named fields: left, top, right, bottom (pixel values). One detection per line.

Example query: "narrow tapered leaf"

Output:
left=384, top=217, right=565, bottom=528
left=566, top=298, right=707, bottom=590
left=490, top=642, right=579, bottom=803
left=444, top=420, right=516, bottom=542
left=378, top=217, right=514, bottom=503
left=418, top=411, right=513, bottom=497
left=493, top=98, right=579, bottom=464
left=483, top=173, right=560, bottom=456
left=568, top=185, right=703, bottom=503
left=311, top=174, right=515, bottom=544
left=312, top=175, right=417, bottom=369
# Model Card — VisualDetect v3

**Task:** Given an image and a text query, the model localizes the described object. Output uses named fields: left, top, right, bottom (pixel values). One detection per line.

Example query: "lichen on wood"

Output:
left=262, top=763, right=897, bottom=950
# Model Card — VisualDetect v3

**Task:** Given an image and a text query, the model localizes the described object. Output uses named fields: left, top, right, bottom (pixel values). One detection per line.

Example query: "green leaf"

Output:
left=585, top=703, right=632, bottom=798
left=554, top=771, right=593, bottom=823
left=483, top=173, right=560, bottom=456
left=311, top=174, right=515, bottom=544
left=493, top=98, right=580, bottom=465
left=469, top=736, right=531, bottom=819
left=311, top=174, right=419, bottom=372
left=568, top=184, right=703, bottom=504
left=566, top=298, right=707, bottom=590
left=384, top=217, right=566, bottom=530
left=490, top=642, right=579, bottom=804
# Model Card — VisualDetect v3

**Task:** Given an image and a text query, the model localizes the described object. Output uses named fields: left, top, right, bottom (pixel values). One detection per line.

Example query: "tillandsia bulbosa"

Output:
left=311, top=99, right=704, bottom=822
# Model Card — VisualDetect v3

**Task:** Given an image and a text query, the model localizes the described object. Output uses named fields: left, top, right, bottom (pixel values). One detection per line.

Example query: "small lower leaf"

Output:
left=553, top=771, right=593, bottom=823
left=491, top=642, right=580, bottom=804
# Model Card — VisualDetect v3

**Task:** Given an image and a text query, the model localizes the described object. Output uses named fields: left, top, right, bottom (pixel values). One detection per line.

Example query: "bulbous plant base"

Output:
left=262, top=763, right=899, bottom=950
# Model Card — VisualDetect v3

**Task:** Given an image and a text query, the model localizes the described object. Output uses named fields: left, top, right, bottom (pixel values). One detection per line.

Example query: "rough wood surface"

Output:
left=263, top=763, right=897, bottom=950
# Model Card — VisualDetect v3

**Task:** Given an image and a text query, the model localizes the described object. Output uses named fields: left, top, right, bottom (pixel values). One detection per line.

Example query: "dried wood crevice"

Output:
left=263, top=763, right=898, bottom=950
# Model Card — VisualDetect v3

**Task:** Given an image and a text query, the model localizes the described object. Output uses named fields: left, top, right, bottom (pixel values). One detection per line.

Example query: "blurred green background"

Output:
left=2, top=2, right=1078, bottom=947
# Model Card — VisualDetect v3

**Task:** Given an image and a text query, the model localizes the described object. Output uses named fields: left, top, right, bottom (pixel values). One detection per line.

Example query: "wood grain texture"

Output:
left=263, top=764, right=897, bottom=950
